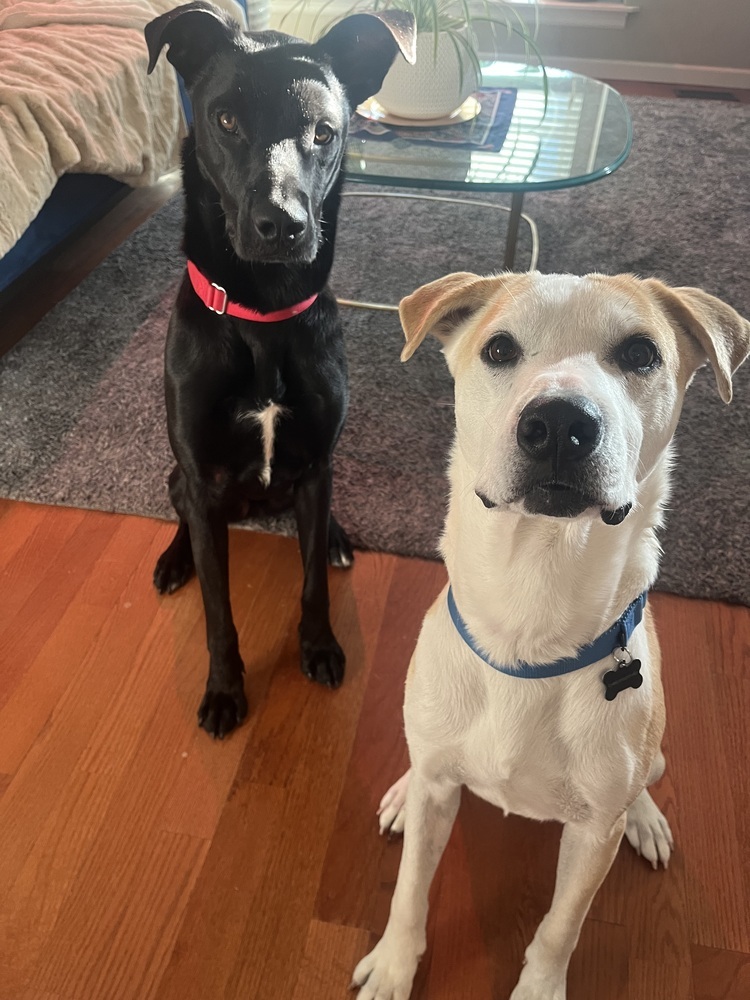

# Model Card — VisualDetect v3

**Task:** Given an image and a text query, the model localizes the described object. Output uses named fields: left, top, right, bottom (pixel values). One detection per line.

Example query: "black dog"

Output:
left=145, top=2, right=415, bottom=737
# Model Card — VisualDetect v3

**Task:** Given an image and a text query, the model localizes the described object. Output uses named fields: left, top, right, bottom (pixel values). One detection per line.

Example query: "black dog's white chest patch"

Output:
left=237, top=401, right=288, bottom=486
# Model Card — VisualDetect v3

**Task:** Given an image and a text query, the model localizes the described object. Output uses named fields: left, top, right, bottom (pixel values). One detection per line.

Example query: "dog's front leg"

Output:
left=510, top=813, right=627, bottom=1000
left=188, top=498, right=247, bottom=738
left=293, top=460, right=345, bottom=687
left=353, top=772, right=461, bottom=1000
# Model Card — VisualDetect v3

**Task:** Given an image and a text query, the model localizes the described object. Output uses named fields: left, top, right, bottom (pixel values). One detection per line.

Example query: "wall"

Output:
left=529, top=0, right=750, bottom=72
left=270, top=1, right=750, bottom=84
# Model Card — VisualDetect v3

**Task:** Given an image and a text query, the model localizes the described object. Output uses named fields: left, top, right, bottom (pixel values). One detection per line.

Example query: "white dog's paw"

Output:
left=377, top=770, right=410, bottom=836
left=351, top=936, right=420, bottom=1000
left=509, top=968, right=566, bottom=1000
left=625, top=789, right=674, bottom=869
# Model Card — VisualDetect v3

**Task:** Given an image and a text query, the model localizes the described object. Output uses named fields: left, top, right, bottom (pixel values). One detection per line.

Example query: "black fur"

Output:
left=145, top=2, right=415, bottom=737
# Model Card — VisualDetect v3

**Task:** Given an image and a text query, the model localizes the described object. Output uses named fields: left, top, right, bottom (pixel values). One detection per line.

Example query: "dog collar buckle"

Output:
left=207, top=282, right=228, bottom=315
left=186, top=260, right=319, bottom=323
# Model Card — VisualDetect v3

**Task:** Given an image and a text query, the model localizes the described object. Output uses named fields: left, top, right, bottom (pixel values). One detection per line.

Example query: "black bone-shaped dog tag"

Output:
left=603, top=658, right=643, bottom=700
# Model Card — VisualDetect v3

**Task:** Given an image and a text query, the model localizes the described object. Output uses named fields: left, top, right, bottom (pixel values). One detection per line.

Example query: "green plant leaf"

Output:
left=280, top=0, right=547, bottom=89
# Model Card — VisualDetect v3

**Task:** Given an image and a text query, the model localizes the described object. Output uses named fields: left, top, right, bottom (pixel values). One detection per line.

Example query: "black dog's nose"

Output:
left=251, top=204, right=307, bottom=246
left=517, top=396, right=602, bottom=464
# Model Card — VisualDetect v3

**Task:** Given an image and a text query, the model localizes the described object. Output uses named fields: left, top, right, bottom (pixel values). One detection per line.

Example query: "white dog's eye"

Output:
left=617, top=336, right=660, bottom=373
left=484, top=334, right=520, bottom=366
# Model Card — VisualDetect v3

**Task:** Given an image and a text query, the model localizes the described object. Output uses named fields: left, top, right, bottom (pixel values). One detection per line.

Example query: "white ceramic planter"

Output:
left=375, top=32, right=480, bottom=120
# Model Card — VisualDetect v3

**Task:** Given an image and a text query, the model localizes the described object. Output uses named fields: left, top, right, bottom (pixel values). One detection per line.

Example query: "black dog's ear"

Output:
left=313, top=11, right=417, bottom=108
left=145, top=1, right=239, bottom=85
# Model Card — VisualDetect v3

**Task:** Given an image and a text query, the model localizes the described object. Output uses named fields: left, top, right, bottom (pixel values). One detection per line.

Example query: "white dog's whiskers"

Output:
left=238, top=402, right=288, bottom=485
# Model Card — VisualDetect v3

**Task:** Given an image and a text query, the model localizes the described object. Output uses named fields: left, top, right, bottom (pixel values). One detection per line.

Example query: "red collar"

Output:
left=186, top=260, right=319, bottom=323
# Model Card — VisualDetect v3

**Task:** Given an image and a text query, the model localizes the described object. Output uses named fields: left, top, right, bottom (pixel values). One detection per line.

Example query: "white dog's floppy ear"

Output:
left=399, top=272, right=506, bottom=362
left=313, top=11, right=416, bottom=108
left=145, top=1, right=239, bottom=85
left=645, top=280, right=750, bottom=403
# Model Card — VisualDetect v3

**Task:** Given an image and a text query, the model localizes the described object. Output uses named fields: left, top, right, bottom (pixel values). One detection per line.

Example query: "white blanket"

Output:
left=0, top=0, right=245, bottom=258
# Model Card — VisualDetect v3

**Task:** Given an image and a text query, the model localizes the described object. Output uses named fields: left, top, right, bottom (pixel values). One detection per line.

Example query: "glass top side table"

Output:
left=342, top=63, right=632, bottom=299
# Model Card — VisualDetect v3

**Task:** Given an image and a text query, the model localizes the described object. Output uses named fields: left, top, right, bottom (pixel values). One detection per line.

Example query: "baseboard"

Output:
left=534, top=57, right=750, bottom=89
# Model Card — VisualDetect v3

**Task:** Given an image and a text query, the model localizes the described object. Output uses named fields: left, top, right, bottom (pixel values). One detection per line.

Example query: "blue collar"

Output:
left=447, top=587, right=648, bottom=679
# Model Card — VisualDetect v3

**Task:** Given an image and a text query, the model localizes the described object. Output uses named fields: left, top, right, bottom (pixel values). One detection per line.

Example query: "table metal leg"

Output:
left=336, top=191, right=539, bottom=311
left=503, top=191, right=525, bottom=271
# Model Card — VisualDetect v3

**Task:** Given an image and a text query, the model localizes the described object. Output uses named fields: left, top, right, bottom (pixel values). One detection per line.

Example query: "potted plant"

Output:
left=282, top=0, right=543, bottom=120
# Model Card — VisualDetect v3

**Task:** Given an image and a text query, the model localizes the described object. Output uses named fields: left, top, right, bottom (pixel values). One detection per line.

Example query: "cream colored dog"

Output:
left=352, top=272, right=750, bottom=1000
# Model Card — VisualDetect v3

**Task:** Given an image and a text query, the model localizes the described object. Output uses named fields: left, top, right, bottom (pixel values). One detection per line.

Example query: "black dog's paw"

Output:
left=300, top=637, right=346, bottom=689
left=328, top=517, right=354, bottom=569
left=153, top=534, right=195, bottom=595
left=198, top=686, right=248, bottom=739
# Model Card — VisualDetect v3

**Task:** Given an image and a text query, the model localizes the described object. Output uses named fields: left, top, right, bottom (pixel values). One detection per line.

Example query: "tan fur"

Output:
left=642, top=605, right=666, bottom=762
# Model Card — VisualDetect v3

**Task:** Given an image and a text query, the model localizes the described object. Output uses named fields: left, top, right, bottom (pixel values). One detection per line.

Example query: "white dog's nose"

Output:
left=517, top=396, right=602, bottom=465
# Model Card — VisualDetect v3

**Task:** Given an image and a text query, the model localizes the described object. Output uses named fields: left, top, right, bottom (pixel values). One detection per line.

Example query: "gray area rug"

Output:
left=1, top=97, right=748, bottom=604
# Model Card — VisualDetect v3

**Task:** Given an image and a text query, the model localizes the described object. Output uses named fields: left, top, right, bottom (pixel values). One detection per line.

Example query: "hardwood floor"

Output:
left=0, top=500, right=748, bottom=1000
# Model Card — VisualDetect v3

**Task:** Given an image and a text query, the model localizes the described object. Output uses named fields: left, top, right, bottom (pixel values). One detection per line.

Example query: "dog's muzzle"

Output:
left=517, top=395, right=602, bottom=464
left=231, top=199, right=317, bottom=263
left=515, top=395, right=604, bottom=517
left=252, top=202, right=307, bottom=245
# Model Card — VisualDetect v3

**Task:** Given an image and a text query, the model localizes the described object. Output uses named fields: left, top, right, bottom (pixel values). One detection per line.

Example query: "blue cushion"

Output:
left=0, top=174, right=126, bottom=293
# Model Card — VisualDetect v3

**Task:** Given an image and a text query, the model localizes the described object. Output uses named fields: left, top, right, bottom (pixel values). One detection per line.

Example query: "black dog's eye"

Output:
left=617, top=336, right=660, bottom=373
left=217, top=111, right=238, bottom=134
left=313, top=121, right=335, bottom=146
left=484, top=334, right=520, bottom=366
